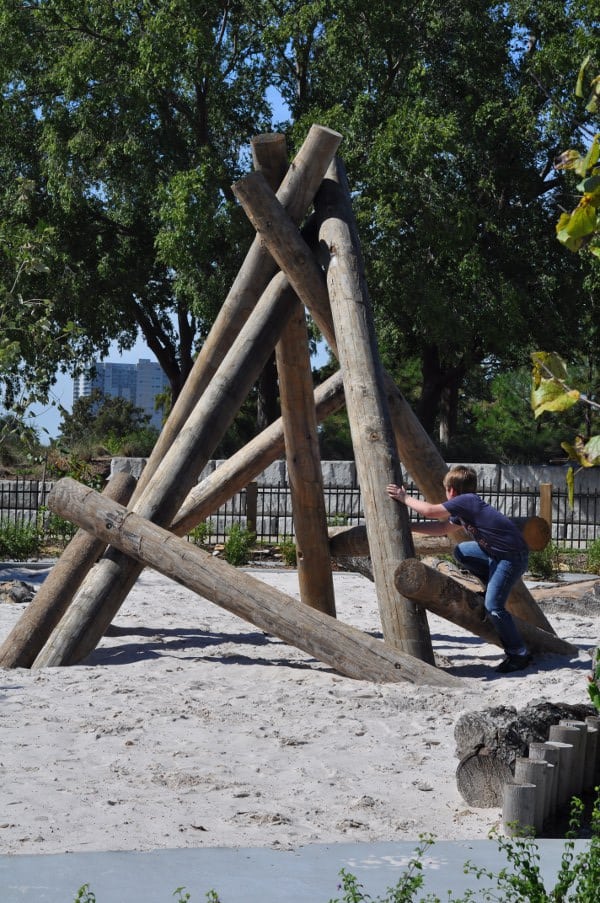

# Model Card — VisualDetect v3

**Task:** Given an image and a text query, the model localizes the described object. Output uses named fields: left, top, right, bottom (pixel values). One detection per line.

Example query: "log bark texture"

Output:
left=454, top=702, right=596, bottom=807
left=0, top=472, right=136, bottom=669
left=46, top=479, right=462, bottom=687
left=394, top=558, right=576, bottom=656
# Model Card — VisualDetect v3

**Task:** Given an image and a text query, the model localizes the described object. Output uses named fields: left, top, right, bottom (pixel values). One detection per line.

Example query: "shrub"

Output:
left=279, top=538, right=297, bottom=566
left=586, top=538, right=600, bottom=575
left=223, top=523, right=255, bottom=566
left=528, top=541, right=560, bottom=580
left=188, top=520, right=214, bottom=547
left=0, top=520, right=42, bottom=560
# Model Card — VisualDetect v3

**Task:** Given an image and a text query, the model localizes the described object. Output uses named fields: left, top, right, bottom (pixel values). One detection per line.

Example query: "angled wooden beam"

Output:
left=47, top=479, right=462, bottom=687
left=394, top=558, right=577, bottom=657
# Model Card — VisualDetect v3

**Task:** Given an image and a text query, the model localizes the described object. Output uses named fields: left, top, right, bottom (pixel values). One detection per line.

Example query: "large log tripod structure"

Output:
left=0, top=125, right=574, bottom=682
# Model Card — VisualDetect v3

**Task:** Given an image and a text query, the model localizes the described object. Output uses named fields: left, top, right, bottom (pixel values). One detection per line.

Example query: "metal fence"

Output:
left=1, top=476, right=599, bottom=552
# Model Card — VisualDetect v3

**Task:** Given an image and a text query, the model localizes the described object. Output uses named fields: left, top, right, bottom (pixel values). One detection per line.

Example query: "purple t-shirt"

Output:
left=442, top=493, right=528, bottom=558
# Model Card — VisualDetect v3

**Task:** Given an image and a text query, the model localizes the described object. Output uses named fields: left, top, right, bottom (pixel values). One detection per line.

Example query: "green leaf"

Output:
left=530, top=351, right=569, bottom=385
left=531, top=382, right=580, bottom=417
left=575, top=56, right=591, bottom=98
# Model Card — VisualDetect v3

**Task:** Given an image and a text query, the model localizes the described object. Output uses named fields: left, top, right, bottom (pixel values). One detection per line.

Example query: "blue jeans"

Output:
left=454, top=542, right=529, bottom=656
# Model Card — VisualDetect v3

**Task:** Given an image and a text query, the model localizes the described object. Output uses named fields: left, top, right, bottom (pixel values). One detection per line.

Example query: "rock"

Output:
left=0, top=580, right=36, bottom=604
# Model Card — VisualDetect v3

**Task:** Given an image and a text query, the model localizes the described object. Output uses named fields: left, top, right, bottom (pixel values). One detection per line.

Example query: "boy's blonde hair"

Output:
left=443, top=465, right=477, bottom=495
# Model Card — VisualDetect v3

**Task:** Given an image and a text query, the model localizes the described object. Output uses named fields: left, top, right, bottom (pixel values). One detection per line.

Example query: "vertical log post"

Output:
left=502, top=782, right=536, bottom=836
left=539, top=483, right=553, bottom=531
left=252, top=130, right=336, bottom=617
left=585, top=715, right=600, bottom=780
left=313, top=159, right=432, bottom=659
left=547, top=728, right=579, bottom=806
left=245, top=482, right=258, bottom=537
left=583, top=723, right=598, bottom=790
left=558, top=720, right=588, bottom=798
left=231, top=160, right=554, bottom=639
left=513, top=758, right=549, bottom=833
left=528, top=742, right=560, bottom=821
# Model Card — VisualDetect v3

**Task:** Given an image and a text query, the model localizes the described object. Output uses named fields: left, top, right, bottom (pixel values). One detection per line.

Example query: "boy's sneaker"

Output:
left=495, top=652, right=533, bottom=673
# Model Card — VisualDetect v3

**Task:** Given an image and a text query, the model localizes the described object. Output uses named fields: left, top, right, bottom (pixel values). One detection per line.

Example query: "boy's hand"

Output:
left=387, top=483, right=406, bottom=502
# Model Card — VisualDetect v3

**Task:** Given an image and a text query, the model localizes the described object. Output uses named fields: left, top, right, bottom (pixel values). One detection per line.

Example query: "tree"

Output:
left=0, top=0, right=272, bottom=412
left=57, top=388, right=155, bottom=449
left=260, top=0, right=599, bottom=443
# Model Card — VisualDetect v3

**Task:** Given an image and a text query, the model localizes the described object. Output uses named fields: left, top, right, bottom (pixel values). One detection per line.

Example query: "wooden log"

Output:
left=394, top=558, right=577, bottom=656
left=231, top=160, right=555, bottom=638
left=583, top=723, right=598, bottom=790
left=34, top=274, right=300, bottom=667
left=172, top=370, right=345, bottom=535
left=253, top=127, right=335, bottom=618
left=45, top=479, right=462, bottom=687
left=276, top=302, right=336, bottom=615
left=585, top=715, right=600, bottom=780
left=133, top=124, right=341, bottom=500
left=513, top=757, right=549, bottom=832
left=503, top=782, right=537, bottom=836
left=454, top=702, right=594, bottom=807
left=545, top=740, right=576, bottom=810
left=528, top=742, right=559, bottom=821
left=233, top=160, right=434, bottom=663
left=329, top=515, right=549, bottom=559
left=548, top=724, right=584, bottom=803
left=558, top=720, right=588, bottom=798
left=0, top=472, right=136, bottom=669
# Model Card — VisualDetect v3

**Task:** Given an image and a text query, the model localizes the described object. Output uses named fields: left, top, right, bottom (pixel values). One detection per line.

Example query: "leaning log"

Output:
left=34, top=274, right=300, bottom=667
left=134, top=124, right=342, bottom=500
left=394, top=558, right=576, bottom=656
left=34, top=126, right=342, bottom=669
left=454, top=702, right=596, bottom=807
left=46, top=479, right=461, bottom=687
left=0, top=472, right=136, bottom=669
left=233, top=160, right=434, bottom=662
left=230, top=157, right=554, bottom=638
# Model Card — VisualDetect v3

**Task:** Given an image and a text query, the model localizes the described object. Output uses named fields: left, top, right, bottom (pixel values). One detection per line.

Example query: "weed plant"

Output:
left=278, top=537, right=297, bottom=566
left=586, top=538, right=600, bottom=575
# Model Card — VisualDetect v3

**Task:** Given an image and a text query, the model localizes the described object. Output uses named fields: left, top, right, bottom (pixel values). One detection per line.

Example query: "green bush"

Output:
left=528, top=541, right=560, bottom=580
left=586, top=538, right=600, bottom=575
left=223, top=523, right=255, bottom=566
left=188, top=520, right=214, bottom=547
left=279, top=538, right=297, bottom=566
left=0, top=520, right=42, bottom=560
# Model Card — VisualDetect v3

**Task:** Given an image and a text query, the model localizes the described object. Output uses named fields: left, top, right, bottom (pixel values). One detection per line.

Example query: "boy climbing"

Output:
left=387, top=465, right=532, bottom=673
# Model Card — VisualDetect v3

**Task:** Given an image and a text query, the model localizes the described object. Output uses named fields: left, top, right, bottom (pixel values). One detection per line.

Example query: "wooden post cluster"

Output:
left=502, top=717, right=600, bottom=836
left=0, top=124, right=574, bottom=684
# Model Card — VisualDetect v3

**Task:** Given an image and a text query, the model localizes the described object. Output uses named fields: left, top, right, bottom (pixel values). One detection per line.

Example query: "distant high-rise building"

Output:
left=73, top=359, right=169, bottom=429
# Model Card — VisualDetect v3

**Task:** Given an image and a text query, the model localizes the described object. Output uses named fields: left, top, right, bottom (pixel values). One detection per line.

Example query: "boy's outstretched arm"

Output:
left=387, top=483, right=459, bottom=535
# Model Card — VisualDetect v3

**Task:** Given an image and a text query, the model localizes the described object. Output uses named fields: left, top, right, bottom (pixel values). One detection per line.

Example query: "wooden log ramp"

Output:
left=46, top=478, right=461, bottom=687
left=394, top=558, right=577, bottom=657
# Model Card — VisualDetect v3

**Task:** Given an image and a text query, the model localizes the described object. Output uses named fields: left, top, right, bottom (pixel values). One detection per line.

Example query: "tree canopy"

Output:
left=1, top=0, right=598, bottom=459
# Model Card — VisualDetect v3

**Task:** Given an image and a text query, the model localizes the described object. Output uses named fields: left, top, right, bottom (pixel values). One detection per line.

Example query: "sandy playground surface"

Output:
left=0, top=563, right=598, bottom=856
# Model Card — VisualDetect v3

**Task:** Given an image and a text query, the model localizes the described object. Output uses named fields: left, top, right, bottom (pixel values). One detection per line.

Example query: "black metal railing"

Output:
left=0, top=475, right=599, bottom=552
